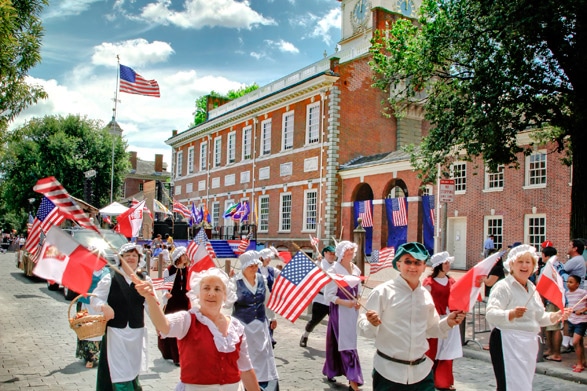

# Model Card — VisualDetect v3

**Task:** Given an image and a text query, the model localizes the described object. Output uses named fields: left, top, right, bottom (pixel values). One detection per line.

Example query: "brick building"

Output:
left=166, top=0, right=572, bottom=267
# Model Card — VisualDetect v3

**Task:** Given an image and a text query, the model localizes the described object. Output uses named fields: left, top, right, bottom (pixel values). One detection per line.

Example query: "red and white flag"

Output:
left=309, top=235, right=320, bottom=248
left=185, top=241, right=216, bottom=291
left=33, top=226, right=107, bottom=296
left=449, top=251, right=502, bottom=312
left=115, top=200, right=145, bottom=238
left=536, top=256, right=565, bottom=311
left=132, top=198, right=153, bottom=220
left=33, top=177, right=99, bottom=233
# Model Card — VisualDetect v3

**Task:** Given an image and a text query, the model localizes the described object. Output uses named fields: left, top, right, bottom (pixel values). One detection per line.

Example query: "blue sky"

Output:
left=13, top=0, right=342, bottom=166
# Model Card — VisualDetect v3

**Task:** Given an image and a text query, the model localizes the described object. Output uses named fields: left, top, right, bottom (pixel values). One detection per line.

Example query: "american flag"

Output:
left=33, top=177, right=99, bottom=232
left=267, top=251, right=331, bottom=322
left=173, top=199, right=191, bottom=218
left=151, top=274, right=176, bottom=290
left=369, top=247, right=396, bottom=274
left=186, top=241, right=198, bottom=266
left=194, top=228, right=216, bottom=258
left=25, top=197, right=66, bottom=262
left=132, top=198, right=153, bottom=220
left=357, top=200, right=373, bottom=227
left=119, top=64, right=160, bottom=98
left=236, top=232, right=253, bottom=254
left=391, top=197, right=408, bottom=227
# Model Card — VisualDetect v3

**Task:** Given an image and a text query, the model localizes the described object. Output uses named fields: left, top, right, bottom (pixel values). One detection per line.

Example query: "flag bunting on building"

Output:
left=357, top=200, right=373, bottom=228
left=25, top=196, right=66, bottom=262
left=267, top=251, right=331, bottom=322
left=119, top=64, right=160, bottom=98
left=33, top=177, right=99, bottom=233
left=369, top=247, right=395, bottom=274
left=391, top=197, right=408, bottom=227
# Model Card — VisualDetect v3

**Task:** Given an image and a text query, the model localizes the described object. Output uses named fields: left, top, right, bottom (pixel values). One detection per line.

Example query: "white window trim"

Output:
left=242, top=126, right=252, bottom=161
left=261, top=119, right=272, bottom=156
left=523, top=149, right=547, bottom=189
left=305, top=102, right=320, bottom=145
left=483, top=164, right=504, bottom=192
left=187, top=146, right=195, bottom=174
left=483, top=215, right=504, bottom=252
left=451, top=161, right=467, bottom=195
left=227, top=131, right=236, bottom=165
left=524, top=213, right=547, bottom=250
left=278, top=192, right=292, bottom=233
left=258, top=195, right=269, bottom=233
left=282, top=110, right=294, bottom=151
left=302, top=189, right=318, bottom=232
left=176, top=151, right=183, bottom=178
left=199, top=141, right=208, bottom=172
left=214, top=136, right=222, bottom=168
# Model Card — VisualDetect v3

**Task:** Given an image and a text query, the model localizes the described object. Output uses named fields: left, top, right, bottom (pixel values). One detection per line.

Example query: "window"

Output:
left=282, top=111, right=294, bottom=150
left=187, top=147, right=194, bottom=174
left=176, top=151, right=183, bottom=177
left=525, top=214, right=546, bottom=251
left=259, top=196, right=269, bottom=232
left=485, top=165, right=504, bottom=190
left=525, top=151, right=547, bottom=187
left=211, top=202, right=220, bottom=229
left=199, top=142, right=208, bottom=172
left=242, top=126, right=252, bottom=160
left=214, top=136, right=222, bottom=167
left=306, top=103, right=320, bottom=144
left=485, top=216, right=503, bottom=251
left=279, top=193, right=292, bottom=231
left=451, top=162, right=467, bottom=192
left=261, top=119, right=271, bottom=155
left=303, top=190, right=317, bottom=231
left=227, top=132, right=236, bottom=164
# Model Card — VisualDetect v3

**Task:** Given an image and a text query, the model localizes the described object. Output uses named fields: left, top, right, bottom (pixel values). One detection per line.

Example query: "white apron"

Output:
left=436, top=313, right=463, bottom=360
left=500, top=328, right=539, bottom=391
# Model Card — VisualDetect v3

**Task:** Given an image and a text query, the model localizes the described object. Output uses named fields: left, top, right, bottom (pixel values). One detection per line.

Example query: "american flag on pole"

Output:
left=186, top=241, right=198, bottom=266
left=369, top=247, right=395, bottom=274
left=119, top=64, right=160, bottom=98
left=25, top=197, right=66, bottom=262
left=357, top=200, right=373, bottom=227
left=267, top=251, right=331, bottom=322
left=173, top=199, right=191, bottom=218
left=391, top=197, right=408, bottom=227
left=33, top=177, right=99, bottom=232
left=194, top=228, right=216, bottom=258
left=151, top=274, right=176, bottom=290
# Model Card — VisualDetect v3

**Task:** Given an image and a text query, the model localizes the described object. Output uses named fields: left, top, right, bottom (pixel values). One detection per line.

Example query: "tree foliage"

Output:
left=370, top=0, right=587, bottom=237
left=0, top=0, right=48, bottom=133
left=0, top=115, right=129, bottom=228
left=193, top=84, right=259, bottom=125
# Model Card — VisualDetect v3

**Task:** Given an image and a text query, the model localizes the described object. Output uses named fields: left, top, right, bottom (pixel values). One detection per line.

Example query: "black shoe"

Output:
left=299, top=336, right=308, bottom=347
left=327, top=377, right=336, bottom=383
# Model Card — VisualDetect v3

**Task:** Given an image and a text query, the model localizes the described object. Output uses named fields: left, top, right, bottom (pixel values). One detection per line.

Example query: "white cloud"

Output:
left=42, top=0, right=103, bottom=19
left=250, top=51, right=264, bottom=60
left=136, top=0, right=276, bottom=29
left=92, top=39, right=175, bottom=67
left=309, top=8, right=341, bottom=45
left=265, top=39, right=299, bottom=54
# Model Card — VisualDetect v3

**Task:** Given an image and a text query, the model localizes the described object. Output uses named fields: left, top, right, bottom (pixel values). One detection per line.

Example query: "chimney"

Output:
left=130, top=151, right=138, bottom=170
left=155, top=154, right=163, bottom=173
left=172, top=129, right=178, bottom=137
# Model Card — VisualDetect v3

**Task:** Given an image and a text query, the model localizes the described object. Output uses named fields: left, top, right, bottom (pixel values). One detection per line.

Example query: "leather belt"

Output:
left=376, top=350, right=427, bottom=366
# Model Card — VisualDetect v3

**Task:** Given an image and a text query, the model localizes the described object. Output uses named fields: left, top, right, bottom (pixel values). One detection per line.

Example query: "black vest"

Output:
left=106, top=271, right=145, bottom=329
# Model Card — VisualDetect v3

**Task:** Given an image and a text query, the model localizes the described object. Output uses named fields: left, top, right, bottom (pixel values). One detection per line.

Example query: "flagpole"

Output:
left=110, top=55, right=121, bottom=203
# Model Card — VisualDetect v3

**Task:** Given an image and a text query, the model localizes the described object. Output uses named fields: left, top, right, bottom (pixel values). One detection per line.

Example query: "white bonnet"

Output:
left=258, top=247, right=277, bottom=259
left=335, top=241, right=358, bottom=262
left=187, top=268, right=236, bottom=308
left=118, top=242, right=143, bottom=259
left=171, top=246, right=187, bottom=262
left=430, top=251, right=454, bottom=269
left=504, top=244, right=539, bottom=272
left=239, top=250, right=262, bottom=269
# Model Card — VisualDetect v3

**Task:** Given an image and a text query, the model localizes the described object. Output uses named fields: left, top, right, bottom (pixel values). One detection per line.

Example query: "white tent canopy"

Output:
left=99, top=201, right=129, bottom=216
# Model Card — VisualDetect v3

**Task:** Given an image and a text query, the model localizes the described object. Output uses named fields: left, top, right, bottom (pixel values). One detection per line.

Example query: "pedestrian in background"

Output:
left=484, top=234, right=495, bottom=258
left=565, top=274, right=587, bottom=373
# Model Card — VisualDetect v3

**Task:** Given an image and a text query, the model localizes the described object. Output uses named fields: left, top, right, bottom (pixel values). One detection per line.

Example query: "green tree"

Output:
left=0, top=0, right=48, bottom=133
left=370, top=0, right=587, bottom=237
left=193, top=84, right=259, bottom=125
left=0, top=115, right=129, bottom=222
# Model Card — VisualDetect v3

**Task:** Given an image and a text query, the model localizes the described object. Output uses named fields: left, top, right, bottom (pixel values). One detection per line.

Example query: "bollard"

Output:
left=225, top=259, right=231, bottom=275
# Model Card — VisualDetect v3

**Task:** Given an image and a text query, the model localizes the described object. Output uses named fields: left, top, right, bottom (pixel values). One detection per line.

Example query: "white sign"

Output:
left=439, top=179, right=455, bottom=203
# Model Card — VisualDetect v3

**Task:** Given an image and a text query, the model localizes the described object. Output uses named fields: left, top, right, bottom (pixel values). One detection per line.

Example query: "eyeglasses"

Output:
left=399, top=260, right=424, bottom=266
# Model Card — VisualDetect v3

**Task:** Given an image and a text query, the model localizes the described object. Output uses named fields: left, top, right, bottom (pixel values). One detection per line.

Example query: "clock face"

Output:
left=351, top=0, right=370, bottom=29
left=397, top=0, right=414, bottom=17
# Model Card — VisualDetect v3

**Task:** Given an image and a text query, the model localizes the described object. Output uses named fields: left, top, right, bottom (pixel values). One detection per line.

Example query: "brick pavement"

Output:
left=1, top=252, right=586, bottom=390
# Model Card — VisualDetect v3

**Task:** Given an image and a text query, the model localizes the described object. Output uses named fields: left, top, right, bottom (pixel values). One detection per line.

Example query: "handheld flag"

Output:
left=536, top=256, right=565, bottom=311
left=33, top=226, right=107, bottom=296
left=236, top=232, right=253, bottom=254
left=132, top=198, right=153, bottom=220
left=119, top=64, right=160, bottom=98
left=194, top=228, right=216, bottom=258
left=267, top=252, right=331, bottom=322
left=152, top=274, right=177, bottom=290
left=33, top=177, right=99, bottom=232
left=369, top=247, right=395, bottom=274
left=115, top=200, right=145, bottom=238
left=25, top=197, right=66, bottom=261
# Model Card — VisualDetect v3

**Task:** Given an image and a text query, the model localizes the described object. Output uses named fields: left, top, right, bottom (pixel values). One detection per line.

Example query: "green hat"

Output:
left=392, top=242, right=430, bottom=269
left=321, top=245, right=335, bottom=256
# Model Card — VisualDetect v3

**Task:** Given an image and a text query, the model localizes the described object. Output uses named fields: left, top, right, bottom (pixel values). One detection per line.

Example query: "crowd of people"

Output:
left=69, top=235, right=587, bottom=391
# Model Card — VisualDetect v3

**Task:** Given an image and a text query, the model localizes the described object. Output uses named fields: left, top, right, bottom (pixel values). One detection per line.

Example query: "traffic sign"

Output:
left=439, top=179, right=455, bottom=203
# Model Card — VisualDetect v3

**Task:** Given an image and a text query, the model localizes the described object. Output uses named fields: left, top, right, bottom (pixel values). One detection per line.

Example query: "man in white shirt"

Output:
left=358, top=242, right=465, bottom=391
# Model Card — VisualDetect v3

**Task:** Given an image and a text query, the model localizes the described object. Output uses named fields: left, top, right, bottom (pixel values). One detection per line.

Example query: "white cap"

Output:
left=239, top=250, right=262, bottom=269
left=118, top=242, right=143, bottom=259
left=259, top=247, right=278, bottom=259
left=335, top=241, right=358, bottom=262
left=187, top=268, right=236, bottom=308
left=430, top=251, right=455, bottom=269
left=504, top=244, right=538, bottom=272
left=171, top=246, right=187, bottom=262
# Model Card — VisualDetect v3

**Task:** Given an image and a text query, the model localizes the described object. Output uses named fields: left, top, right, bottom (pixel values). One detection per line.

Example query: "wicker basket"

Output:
left=68, top=294, right=107, bottom=340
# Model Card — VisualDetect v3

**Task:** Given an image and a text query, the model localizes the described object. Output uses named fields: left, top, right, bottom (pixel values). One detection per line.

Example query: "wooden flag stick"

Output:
left=571, top=294, right=587, bottom=312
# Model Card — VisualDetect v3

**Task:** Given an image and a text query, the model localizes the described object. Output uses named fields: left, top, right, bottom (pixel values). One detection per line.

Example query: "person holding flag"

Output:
left=358, top=242, right=465, bottom=391
left=322, top=241, right=364, bottom=390
left=486, top=244, right=570, bottom=391
left=91, top=243, right=151, bottom=391
left=157, top=246, right=190, bottom=366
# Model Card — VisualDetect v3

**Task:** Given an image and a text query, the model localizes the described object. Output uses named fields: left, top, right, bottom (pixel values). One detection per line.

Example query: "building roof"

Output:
left=339, top=150, right=411, bottom=170
left=129, top=157, right=169, bottom=177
